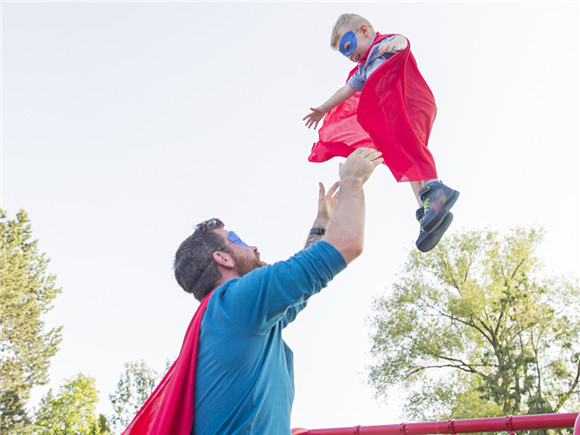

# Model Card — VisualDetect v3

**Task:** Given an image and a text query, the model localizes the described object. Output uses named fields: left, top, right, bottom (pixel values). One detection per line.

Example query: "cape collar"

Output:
left=359, top=32, right=389, bottom=66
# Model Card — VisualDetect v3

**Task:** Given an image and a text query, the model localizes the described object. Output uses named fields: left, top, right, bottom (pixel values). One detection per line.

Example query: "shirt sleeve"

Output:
left=347, top=67, right=365, bottom=92
left=280, top=301, right=307, bottom=329
left=347, top=35, right=400, bottom=92
left=216, top=241, right=346, bottom=334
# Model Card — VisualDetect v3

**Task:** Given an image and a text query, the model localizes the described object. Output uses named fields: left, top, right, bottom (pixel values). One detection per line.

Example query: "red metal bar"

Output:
left=293, top=412, right=579, bottom=435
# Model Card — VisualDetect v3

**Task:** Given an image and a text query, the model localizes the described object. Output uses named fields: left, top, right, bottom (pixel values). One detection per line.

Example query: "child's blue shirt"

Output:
left=193, top=241, right=347, bottom=434
left=348, top=34, right=398, bottom=92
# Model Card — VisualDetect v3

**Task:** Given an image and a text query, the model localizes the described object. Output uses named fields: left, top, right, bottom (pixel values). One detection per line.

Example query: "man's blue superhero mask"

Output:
left=339, top=31, right=357, bottom=56
left=227, top=231, right=251, bottom=248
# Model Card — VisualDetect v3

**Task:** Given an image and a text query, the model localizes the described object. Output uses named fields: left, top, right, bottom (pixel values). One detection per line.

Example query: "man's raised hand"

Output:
left=339, top=148, right=383, bottom=185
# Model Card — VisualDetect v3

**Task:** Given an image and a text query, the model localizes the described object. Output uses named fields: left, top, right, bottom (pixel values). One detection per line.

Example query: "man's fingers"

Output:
left=369, top=150, right=383, bottom=162
left=327, top=181, right=340, bottom=198
left=370, top=157, right=384, bottom=168
left=363, top=148, right=382, bottom=161
left=326, top=181, right=340, bottom=202
left=352, top=147, right=381, bottom=160
left=350, top=147, right=368, bottom=157
left=318, top=182, right=326, bottom=200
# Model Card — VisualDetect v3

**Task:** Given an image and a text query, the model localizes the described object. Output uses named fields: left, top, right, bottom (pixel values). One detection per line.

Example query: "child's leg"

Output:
left=410, top=181, right=423, bottom=207
left=411, top=179, right=439, bottom=205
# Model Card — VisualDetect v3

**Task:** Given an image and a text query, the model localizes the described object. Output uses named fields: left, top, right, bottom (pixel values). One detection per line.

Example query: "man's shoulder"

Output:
left=220, top=241, right=345, bottom=290
left=288, top=241, right=345, bottom=265
left=217, top=241, right=345, bottom=286
left=287, top=241, right=347, bottom=276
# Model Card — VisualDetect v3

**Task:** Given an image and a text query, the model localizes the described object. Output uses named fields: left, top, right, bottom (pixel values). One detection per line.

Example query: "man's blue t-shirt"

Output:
left=193, top=241, right=346, bottom=434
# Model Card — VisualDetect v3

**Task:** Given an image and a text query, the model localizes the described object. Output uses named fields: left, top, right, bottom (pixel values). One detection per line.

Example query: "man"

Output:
left=124, top=148, right=383, bottom=435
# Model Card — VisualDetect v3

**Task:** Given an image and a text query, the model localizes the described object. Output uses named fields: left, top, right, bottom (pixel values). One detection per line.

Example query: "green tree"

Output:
left=109, top=360, right=158, bottom=433
left=368, top=227, right=580, bottom=420
left=0, top=209, right=63, bottom=434
left=33, top=373, right=108, bottom=434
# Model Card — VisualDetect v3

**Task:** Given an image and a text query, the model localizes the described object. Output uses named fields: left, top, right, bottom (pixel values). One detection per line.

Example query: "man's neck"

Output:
left=213, top=270, right=241, bottom=289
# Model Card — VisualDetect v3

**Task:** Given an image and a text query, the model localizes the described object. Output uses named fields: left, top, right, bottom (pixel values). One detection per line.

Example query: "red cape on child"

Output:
left=308, top=33, right=438, bottom=182
left=122, top=292, right=213, bottom=435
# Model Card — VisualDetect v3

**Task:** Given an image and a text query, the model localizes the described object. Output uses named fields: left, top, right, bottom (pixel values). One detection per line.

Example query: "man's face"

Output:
left=216, top=229, right=267, bottom=276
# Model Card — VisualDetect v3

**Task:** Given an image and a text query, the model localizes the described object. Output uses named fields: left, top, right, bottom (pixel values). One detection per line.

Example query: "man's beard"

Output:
left=230, top=250, right=267, bottom=276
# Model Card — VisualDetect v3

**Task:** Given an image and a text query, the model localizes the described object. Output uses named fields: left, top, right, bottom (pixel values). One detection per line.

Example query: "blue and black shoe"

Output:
left=419, top=181, right=460, bottom=233
left=415, top=207, right=453, bottom=253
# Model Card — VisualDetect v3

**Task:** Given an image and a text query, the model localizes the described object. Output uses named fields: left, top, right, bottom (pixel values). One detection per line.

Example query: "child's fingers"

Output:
left=382, top=42, right=397, bottom=53
left=303, top=111, right=323, bottom=129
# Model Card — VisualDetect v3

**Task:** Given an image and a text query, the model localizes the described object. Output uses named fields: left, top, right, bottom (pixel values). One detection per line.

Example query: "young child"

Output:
left=303, top=13, right=459, bottom=252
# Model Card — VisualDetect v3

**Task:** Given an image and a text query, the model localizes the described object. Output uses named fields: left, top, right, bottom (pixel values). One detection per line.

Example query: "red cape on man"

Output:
left=122, top=292, right=213, bottom=435
left=308, top=34, right=438, bottom=182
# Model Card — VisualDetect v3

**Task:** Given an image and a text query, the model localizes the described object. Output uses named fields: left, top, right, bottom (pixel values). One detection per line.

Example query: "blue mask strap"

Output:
left=339, top=31, right=357, bottom=56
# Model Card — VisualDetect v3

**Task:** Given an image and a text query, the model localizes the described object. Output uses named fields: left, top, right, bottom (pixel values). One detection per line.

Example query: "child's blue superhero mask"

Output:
left=227, top=231, right=251, bottom=248
left=339, top=31, right=357, bottom=56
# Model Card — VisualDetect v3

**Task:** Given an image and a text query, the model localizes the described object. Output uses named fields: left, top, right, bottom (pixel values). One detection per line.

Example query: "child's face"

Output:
left=338, top=24, right=373, bottom=63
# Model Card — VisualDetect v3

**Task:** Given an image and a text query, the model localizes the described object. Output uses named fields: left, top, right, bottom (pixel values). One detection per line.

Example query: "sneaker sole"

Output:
left=416, top=212, right=454, bottom=252
left=421, top=190, right=460, bottom=233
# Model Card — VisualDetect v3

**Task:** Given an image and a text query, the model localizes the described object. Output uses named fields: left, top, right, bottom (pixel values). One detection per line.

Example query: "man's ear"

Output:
left=213, top=250, right=234, bottom=269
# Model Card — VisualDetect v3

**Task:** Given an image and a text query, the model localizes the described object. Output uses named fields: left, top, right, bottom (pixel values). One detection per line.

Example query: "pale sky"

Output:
left=1, top=1, right=578, bottom=431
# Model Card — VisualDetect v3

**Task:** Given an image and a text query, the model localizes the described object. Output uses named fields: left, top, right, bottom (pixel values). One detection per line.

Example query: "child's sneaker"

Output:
left=415, top=207, right=453, bottom=253
left=419, top=181, right=460, bottom=233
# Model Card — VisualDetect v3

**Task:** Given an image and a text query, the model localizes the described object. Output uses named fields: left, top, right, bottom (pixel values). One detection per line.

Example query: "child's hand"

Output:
left=378, top=35, right=408, bottom=55
left=303, top=107, right=326, bottom=130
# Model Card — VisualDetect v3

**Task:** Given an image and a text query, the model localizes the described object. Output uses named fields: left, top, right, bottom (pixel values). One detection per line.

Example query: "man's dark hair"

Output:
left=174, top=218, right=226, bottom=301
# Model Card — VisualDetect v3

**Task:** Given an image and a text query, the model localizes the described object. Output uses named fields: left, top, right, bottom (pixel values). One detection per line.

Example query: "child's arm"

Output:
left=378, top=34, right=408, bottom=55
left=303, top=84, right=357, bottom=130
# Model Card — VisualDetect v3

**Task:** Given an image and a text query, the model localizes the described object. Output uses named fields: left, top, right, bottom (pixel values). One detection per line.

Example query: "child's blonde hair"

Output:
left=330, top=13, right=375, bottom=49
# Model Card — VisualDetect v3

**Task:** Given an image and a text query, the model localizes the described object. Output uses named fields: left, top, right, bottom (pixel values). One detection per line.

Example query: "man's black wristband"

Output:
left=309, top=227, right=326, bottom=236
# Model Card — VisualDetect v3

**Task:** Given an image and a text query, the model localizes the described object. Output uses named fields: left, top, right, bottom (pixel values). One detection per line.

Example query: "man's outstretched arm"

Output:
left=322, top=148, right=383, bottom=264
